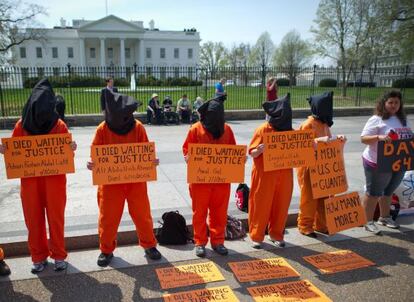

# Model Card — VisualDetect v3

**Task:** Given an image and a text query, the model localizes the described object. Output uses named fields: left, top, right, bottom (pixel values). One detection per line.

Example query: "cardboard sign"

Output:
left=187, top=144, right=246, bottom=183
left=324, top=192, right=367, bottom=235
left=228, top=258, right=300, bottom=282
left=248, top=279, right=332, bottom=302
left=263, top=130, right=315, bottom=171
left=156, top=262, right=225, bottom=289
left=2, top=133, right=74, bottom=179
left=303, top=250, right=375, bottom=274
left=91, top=142, right=156, bottom=185
left=377, top=139, right=414, bottom=172
left=163, top=286, right=239, bottom=302
left=310, top=140, right=348, bottom=199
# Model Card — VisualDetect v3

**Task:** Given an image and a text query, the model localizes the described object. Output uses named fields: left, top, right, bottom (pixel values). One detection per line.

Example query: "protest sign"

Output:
left=324, top=192, right=367, bottom=234
left=228, top=257, right=300, bottom=282
left=377, top=139, right=414, bottom=172
left=163, top=286, right=239, bottom=302
left=2, top=133, right=74, bottom=179
left=310, top=140, right=348, bottom=199
left=187, top=144, right=246, bottom=183
left=247, top=279, right=332, bottom=302
left=263, top=130, right=315, bottom=171
left=91, top=142, right=156, bottom=185
left=156, top=262, right=225, bottom=289
left=303, top=250, right=375, bottom=274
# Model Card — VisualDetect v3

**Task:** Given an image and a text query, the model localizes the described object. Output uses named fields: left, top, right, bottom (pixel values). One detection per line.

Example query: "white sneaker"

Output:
left=365, top=221, right=381, bottom=235
left=269, top=237, right=286, bottom=248
left=377, top=217, right=400, bottom=229
left=251, top=241, right=262, bottom=249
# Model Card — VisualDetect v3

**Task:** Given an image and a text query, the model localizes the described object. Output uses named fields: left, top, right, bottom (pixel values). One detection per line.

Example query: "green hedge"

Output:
left=393, top=78, right=414, bottom=88
left=319, top=78, right=337, bottom=87
left=276, top=78, right=290, bottom=86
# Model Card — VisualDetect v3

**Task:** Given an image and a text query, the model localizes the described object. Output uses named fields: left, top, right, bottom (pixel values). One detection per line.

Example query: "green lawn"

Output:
left=1, top=86, right=413, bottom=116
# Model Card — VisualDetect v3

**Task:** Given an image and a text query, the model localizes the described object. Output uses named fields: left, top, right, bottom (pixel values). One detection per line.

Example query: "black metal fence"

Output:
left=0, top=64, right=413, bottom=117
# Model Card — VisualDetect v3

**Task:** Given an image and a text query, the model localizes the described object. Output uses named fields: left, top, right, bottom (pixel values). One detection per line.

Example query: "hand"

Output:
left=251, top=144, right=265, bottom=158
left=0, top=144, right=5, bottom=155
left=70, top=141, right=77, bottom=151
left=87, top=161, right=95, bottom=171
left=315, top=136, right=329, bottom=143
left=336, top=135, right=347, bottom=142
left=378, top=135, right=392, bottom=143
left=153, top=158, right=160, bottom=166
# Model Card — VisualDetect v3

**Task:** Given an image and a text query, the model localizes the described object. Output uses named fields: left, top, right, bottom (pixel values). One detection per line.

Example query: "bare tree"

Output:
left=199, top=41, right=227, bottom=78
left=250, top=32, right=274, bottom=85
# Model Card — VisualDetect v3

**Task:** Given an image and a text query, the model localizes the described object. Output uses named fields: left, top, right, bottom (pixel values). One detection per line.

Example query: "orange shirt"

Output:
left=92, top=120, right=148, bottom=146
left=299, top=116, right=331, bottom=138
left=12, top=119, right=68, bottom=137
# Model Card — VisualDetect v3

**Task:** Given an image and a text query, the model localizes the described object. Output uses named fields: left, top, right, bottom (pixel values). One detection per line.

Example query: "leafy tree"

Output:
left=199, top=41, right=227, bottom=78
left=250, top=32, right=274, bottom=85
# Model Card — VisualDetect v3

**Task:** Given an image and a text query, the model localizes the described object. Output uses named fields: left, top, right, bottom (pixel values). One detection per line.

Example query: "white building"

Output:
left=11, top=15, right=200, bottom=69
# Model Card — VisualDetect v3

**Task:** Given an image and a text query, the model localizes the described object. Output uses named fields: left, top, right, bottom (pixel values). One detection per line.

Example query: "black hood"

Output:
left=22, top=78, right=59, bottom=135
left=263, top=93, right=293, bottom=131
left=104, top=90, right=140, bottom=135
left=198, top=95, right=226, bottom=139
left=308, top=91, right=334, bottom=127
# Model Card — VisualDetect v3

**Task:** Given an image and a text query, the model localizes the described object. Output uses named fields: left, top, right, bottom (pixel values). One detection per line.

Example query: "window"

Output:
left=125, top=48, right=130, bottom=59
left=52, top=47, right=58, bottom=58
left=36, top=47, right=42, bottom=58
left=188, top=48, right=193, bottom=59
left=146, top=48, right=151, bottom=59
left=67, top=47, right=74, bottom=58
left=160, top=48, right=166, bottom=59
left=90, top=48, right=96, bottom=58
left=20, top=47, right=26, bottom=58
left=108, top=48, right=113, bottom=59
left=174, top=48, right=179, bottom=59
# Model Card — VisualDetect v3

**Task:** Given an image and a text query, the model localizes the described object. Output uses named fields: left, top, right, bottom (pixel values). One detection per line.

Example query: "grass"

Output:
left=1, top=86, right=413, bottom=116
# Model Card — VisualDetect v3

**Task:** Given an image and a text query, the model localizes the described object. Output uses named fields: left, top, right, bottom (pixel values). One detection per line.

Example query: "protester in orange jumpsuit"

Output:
left=183, top=96, right=236, bottom=257
left=87, top=90, right=161, bottom=267
left=297, top=91, right=345, bottom=238
left=0, top=247, right=11, bottom=276
left=0, top=79, right=76, bottom=273
left=249, top=95, right=294, bottom=249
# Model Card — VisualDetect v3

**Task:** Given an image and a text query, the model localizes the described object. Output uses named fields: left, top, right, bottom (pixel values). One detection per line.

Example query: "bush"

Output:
left=347, top=81, right=376, bottom=87
left=276, top=78, right=290, bottom=86
left=392, top=78, right=414, bottom=88
left=319, top=78, right=337, bottom=87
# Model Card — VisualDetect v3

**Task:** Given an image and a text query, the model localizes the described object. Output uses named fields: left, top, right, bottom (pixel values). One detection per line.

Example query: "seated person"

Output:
left=192, top=96, right=204, bottom=123
left=163, top=96, right=179, bottom=124
left=176, top=94, right=192, bottom=123
left=147, top=93, right=164, bottom=125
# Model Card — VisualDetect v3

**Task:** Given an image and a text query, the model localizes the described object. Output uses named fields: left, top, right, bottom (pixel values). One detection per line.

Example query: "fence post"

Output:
left=402, top=65, right=409, bottom=100
left=133, top=62, right=137, bottom=100
left=261, top=63, right=266, bottom=106
left=195, top=65, right=199, bottom=98
left=67, top=63, right=74, bottom=114
left=357, top=65, right=364, bottom=106
left=0, top=73, right=4, bottom=117
left=204, top=68, right=208, bottom=98
left=312, top=64, right=316, bottom=97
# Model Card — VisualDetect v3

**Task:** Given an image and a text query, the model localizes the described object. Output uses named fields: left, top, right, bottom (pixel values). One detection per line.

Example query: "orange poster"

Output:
left=163, top=286, right=239, bottom=302
left=228, top=257, right=300, bottom=282
left=263, top=130, right=315, bottom=171
left=324, top=192, right=367, bottom=235
left=2, top=133, right=74, bottom=179
left=248, top=279, right=332, bottom=302
left=187, top=143, right=246, bottom=184
left=309, top=140, right=348, bottom=199
left=303, top=250, right=375, bottom=274
left=156, top=262, right=225, bottom=289
left=91, top=142, right=156, bottom=185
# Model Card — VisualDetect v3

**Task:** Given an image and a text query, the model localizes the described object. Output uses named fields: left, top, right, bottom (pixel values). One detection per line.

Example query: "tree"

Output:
left=0, top=0, right=46, bottom=61
left=199, top=41, right=227, bottom=78
left=273, top=30, right=312, bottom=86
left=250, top=32, right=274, bottom=85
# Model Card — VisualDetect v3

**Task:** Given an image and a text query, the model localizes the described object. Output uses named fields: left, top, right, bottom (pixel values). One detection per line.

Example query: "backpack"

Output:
left=156, top=211, right=193, bottom=245
left=225, top=215, right=246, bottom=240
left=235, top=183, right=249, bottom=213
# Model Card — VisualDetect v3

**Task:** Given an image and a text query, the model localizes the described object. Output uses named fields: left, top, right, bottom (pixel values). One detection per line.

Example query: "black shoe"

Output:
left=0, top=260, right=11, bottom=276
left=97, top=253, right=113, bottom=267
left=304, top=232, right=317, bottom=238
left=145, top=247, right=162, bottom=260
left=195, top=245, right=206, bottom=257
left=212, top=244, right=228, bottom=256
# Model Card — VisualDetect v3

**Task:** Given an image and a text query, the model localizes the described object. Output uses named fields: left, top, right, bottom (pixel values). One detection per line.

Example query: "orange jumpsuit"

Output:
left=297, top=116, right=332, bottom=235
left=248, top=123, right=293, bottom=242
left=183, top=122, right=236, bottom=247
left=92, top=121, right=157, bottom=254
left=12, top=119, right=68, bottom=263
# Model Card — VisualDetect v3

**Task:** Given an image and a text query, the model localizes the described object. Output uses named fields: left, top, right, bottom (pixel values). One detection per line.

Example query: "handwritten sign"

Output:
left=2, top=133, right=74, bottom=179
left=310, top=140, right=348, bottom=199
left=163, top=286, right=239, bottom=302
left=324, top=192, right=367, bottom=234
left=91, top=142, right=156, bottom=185
left=187, top=144, right=246, bottom=183
left=156, top=262, right=225, bottom=289
left=303, top=250, right=375, bottom=274
left=263, top=130, right=315, bottom=171
left=248, top=279, right=332, bottom=302
left=378, top=139, right=414, bottom=172
left=228, top=257, right=300, bottom=282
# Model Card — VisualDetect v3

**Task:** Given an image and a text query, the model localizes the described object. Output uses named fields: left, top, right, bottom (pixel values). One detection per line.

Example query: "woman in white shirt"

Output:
left=360, top=90, right=412, bottom=234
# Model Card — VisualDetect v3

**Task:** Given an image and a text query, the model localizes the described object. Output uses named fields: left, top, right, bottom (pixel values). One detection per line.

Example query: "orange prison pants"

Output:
left=297, top=168, right=327, bottom=234
left=21, top=175, right=67, bottom=263
left=249, top=168, right=293, bottom=242
left=98, top=182, right=157, bottom=254
left=0, top=248, right=4, bottom=261
left=189, top=183, right=230, bottom=246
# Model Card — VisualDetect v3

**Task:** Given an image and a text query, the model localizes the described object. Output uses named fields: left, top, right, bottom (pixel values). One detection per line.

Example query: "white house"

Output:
left=12, top=15, right=201, bottom=69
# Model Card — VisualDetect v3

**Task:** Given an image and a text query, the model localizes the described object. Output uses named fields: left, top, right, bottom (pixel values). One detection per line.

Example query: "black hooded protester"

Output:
left=308, top=91, right=334, bottom=127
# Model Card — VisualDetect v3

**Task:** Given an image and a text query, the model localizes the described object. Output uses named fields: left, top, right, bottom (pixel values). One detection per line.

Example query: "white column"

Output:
left=139, top=39, right=144, bottom=66
left=120, top=38, right=125, bottom=67
left=79, top=38, right=85, bottom=66
left=100, top=38, right=105, bottom=67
